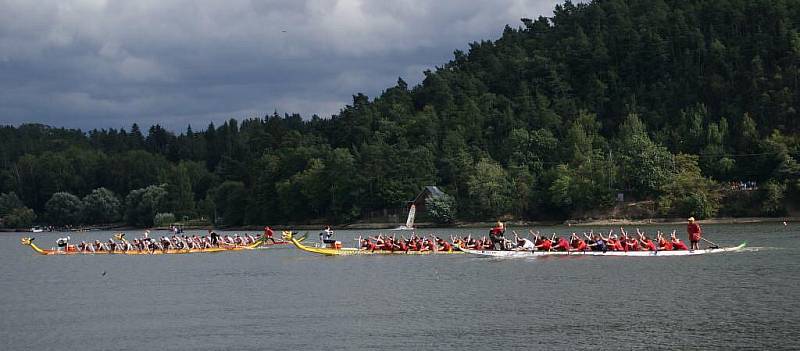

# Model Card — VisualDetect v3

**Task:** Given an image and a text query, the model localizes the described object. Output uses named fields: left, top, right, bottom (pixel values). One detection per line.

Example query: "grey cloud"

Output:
left=0, top=0, right=561, bottom=131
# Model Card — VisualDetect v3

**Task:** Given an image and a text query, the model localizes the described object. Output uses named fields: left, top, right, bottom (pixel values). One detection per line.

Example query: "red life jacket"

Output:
left=687, top=223, right=702, bottom=241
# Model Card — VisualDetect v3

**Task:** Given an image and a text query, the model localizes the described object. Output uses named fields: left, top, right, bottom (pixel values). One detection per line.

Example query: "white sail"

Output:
left=405, top=205, right=416, bottom=229
left=390, top=205, right=416, bottom=231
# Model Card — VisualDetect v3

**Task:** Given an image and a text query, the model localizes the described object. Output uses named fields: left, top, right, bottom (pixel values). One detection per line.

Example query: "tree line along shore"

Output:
left=2, top=0, right=799, bottom=230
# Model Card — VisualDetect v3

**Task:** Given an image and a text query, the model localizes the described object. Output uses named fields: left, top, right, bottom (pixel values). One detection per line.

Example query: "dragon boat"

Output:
left=457, top=242, right=747, bottom=258
left=20, top=233, right=265, bottom=256
left=282, top=231, right=463, bottom=256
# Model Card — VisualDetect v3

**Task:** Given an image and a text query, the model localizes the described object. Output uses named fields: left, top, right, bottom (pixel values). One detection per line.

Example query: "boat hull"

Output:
left=295, top=245, right=462, bottom=256
left=283, top=231, right=461, bottom=256
left=458, top=243, right=747, bottom=258
left=20, top=237, right=264, bottom=255
left=31, top=247, right=229, bottom=255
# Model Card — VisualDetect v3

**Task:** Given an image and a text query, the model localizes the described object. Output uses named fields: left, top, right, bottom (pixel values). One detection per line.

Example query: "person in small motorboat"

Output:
left=687, top=217, right=702, bottom=250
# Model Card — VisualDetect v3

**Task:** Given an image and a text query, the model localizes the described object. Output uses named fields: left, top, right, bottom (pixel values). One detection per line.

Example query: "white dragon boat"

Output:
left=458, top=242, right=747, bottom=258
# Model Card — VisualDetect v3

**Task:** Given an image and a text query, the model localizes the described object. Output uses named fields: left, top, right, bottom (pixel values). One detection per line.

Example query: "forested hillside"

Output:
left=2, top=0, right=799, bottom=228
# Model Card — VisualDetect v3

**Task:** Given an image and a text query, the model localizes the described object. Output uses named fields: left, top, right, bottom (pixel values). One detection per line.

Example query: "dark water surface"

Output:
left=1, top=223, right=798, bottom=350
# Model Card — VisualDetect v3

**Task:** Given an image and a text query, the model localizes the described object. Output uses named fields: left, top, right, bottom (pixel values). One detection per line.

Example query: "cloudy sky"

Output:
left=0, top=0, right=561, bottom=131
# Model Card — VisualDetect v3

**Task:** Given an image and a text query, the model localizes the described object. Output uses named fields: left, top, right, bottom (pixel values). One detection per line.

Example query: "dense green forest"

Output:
left=1, top=0, right=799, bottom=228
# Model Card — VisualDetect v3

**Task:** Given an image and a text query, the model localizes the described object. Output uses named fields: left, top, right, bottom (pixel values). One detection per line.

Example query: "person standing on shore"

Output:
left=687, top=217, right=702, bottom=250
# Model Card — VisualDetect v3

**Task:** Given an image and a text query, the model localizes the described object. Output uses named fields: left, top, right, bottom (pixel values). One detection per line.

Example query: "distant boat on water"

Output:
left=30, top=227, right=43, bottom=233
left=391, top=205, right=416, bottom=231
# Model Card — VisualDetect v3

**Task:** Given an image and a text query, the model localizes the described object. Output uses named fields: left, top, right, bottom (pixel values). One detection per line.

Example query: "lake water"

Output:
left=1, top=223, right=798, bottom=350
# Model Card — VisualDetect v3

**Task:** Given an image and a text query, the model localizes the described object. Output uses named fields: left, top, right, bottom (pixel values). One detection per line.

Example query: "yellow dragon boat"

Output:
left=20, top=233, right=264, bottom=255
left=282, top=231, right=463, bottom=256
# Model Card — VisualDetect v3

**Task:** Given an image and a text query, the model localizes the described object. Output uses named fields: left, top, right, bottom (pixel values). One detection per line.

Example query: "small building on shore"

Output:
left=409, top=186, right=447, bottom=215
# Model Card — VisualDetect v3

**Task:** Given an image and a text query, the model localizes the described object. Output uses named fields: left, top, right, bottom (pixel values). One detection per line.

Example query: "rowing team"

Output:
left=488, top=228, right=691, bottom=252
left=359, top=234, right=454, bottom=252
left=59, top=232, right=259, bottom=253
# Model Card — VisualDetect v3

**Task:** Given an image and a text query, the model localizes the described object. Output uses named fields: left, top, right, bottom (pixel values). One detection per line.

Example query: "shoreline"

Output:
left=3, top=216, right=794, bottom=233
left=559, top=216, right=796, bottom=227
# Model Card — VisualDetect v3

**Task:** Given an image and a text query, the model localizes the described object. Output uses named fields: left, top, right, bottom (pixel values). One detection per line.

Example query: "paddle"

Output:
left=701, top=237, right=720, bottom=249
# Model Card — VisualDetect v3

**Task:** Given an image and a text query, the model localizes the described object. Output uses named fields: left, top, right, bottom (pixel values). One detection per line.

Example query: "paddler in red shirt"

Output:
left=397, top=238, right=409, bottom=252
left=671, top=231, right=689, bottom=250
left=437, top=237, right=453, bottom=252
left=570, top=233, right=587, bottom=251
left=609, top=234, right=623, bottom=251
left=636, top=229, right=657, bottom=251
left=553, top=236, right=571, bottom=251
left=657, top=232, right=673, bottom=251
left=640, top=234, right=657, bottom=251
left=687, top=217, right=702, bottom=250
left=535, top=236, right=553, bottom=251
